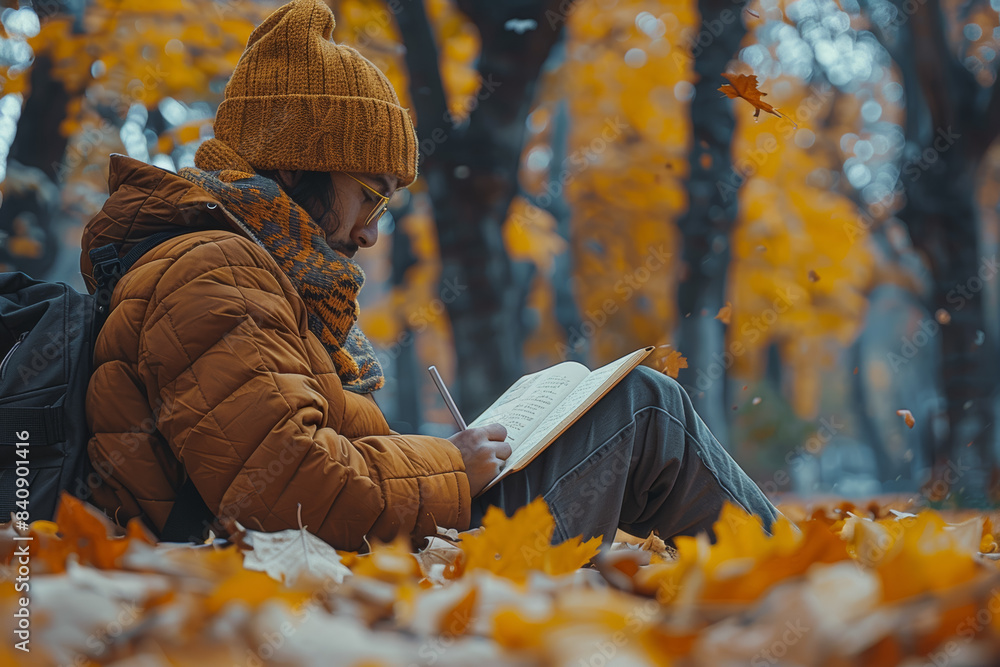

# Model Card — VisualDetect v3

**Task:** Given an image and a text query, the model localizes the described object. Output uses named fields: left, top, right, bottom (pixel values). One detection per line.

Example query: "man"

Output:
left=81, top=0, right=778, bottom=551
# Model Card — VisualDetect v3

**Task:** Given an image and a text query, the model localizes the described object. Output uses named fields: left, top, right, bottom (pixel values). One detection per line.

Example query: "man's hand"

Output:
left=448, top=424, right=511, bottom=497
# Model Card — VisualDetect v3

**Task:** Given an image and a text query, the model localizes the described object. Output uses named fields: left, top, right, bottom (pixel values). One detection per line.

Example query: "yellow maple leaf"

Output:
left=493, top=588, right=647, bottom=656
left=661, top=350, right=688, bottom=379
left=205, top=561, right=313, bottom=614
left=639, top=503, right=850, bottom=605
left=439, top=585, right=477, bottom=638
left=458, top=498, right=601, bottom=583
left=492, top=609, right=558, bottom=651
left=32, top=493, right=156, bottom=573
left=864, top=512, right=981, bottom=602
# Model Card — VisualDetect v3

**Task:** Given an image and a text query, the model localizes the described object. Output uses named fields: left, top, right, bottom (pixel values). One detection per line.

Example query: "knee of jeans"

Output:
left=634, top=364, right=683, bottom=400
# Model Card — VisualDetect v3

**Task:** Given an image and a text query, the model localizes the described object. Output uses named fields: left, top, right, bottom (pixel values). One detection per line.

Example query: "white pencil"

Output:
left=427, top=365, right=467, bottom=431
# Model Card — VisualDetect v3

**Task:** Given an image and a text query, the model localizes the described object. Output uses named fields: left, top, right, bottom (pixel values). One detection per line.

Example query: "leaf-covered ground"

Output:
left=4, top=494, right=1000, bottom=666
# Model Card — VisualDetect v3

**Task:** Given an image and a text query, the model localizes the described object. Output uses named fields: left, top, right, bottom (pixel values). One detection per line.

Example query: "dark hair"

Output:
left=259, top=169, right=342, bottom=232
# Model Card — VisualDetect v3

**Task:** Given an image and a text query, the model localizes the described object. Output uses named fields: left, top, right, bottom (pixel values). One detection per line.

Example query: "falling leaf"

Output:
left=715, top=302, right=732, bottom=325
left=661, top=350, right=688, bottom=379
left=718, top=73, right=797, bottom=127
left=896, top=409, right=915, bottom=429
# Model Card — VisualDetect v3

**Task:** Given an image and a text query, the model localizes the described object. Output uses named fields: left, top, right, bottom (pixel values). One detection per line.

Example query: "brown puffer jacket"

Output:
left=80, top=154, right=471, bottom=551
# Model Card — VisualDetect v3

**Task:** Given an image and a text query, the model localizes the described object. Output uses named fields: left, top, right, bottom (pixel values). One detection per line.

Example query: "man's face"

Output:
left=319, top=172, right=398, bottom=259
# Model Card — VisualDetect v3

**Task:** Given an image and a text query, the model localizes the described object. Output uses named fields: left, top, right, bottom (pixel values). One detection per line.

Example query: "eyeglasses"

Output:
left=344, top=173, right=391, bottom=227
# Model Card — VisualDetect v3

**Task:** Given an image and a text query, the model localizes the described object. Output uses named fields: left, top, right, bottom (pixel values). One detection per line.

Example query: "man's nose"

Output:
left=353, top=216, right=379, bottom=248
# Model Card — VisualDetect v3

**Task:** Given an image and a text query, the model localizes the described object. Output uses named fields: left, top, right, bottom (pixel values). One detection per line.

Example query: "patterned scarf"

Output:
left=178, top=139, right=384, bottom=394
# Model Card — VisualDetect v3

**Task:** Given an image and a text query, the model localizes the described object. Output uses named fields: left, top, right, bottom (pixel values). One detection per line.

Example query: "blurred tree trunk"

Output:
left=674, top=0, right=747, bottom=448
left=8, top=55, right=70, bottom=182
left=523, top=96, right=588, bottom=365
left=863, top=0, right=1000, bottom=502
left=390, top=216, right=422, bottom=432
left=2, top=55, right=69, bottom=278
left=4, top=0, right=88, bottom=278
left=395, top=0, right=568, bottom=417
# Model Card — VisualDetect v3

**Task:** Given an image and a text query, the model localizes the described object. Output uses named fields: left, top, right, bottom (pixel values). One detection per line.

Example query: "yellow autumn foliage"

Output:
left=457, top=497, right=603, bottom=583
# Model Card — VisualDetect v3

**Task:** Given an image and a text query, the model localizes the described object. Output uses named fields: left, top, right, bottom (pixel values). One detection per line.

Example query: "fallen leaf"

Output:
left=205, top=556, right=313, bottom=614
left=458, top=498, right=601, bottom=583
left=867, top=512, right=982, bottom=602
left=595, top=547, right=651, bottom=591
left=640, top=532, right=673, bottom=560
left=440, top=583, right=477, bottom=638
left=48, top=493, right=154, bottom=572
left=415, top=536, right=464, bottom=584
left=349, top=536, right=423, bottom=584
left=240, top=525, right=351, bottom=585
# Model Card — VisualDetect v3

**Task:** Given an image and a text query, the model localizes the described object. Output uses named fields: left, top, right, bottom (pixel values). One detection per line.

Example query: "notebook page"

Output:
left=505, top=349, right=647, bottom=469
left=466, top=362, right=589, bottom=445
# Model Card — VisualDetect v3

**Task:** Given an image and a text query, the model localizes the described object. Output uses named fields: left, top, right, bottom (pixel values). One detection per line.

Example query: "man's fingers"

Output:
left=482, top=423, right=508, bottom=442
left=495, top=441, right=513, bottom=460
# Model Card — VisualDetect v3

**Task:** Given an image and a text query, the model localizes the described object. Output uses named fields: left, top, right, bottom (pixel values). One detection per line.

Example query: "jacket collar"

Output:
left=80, top=154, right=236, bottom=289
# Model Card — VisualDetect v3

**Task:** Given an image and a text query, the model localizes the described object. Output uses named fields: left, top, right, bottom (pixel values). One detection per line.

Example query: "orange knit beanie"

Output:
left=202, top=0, right=418, bottom=186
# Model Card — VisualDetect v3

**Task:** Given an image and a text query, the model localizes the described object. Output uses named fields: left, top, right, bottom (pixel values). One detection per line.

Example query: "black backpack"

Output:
left=0, top=229, right=213, bottom=541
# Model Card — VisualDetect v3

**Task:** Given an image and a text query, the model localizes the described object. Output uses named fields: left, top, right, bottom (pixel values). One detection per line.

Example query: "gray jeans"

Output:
left=469, top=365, right=779, bottom=546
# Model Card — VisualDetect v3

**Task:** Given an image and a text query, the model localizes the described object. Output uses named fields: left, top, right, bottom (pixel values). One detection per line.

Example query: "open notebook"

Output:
left=469, top=346, right=654, bottom=494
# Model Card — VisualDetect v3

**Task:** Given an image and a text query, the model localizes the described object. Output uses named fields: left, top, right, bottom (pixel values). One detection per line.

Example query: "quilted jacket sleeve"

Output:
left=137, top=234, right=471, bottom=551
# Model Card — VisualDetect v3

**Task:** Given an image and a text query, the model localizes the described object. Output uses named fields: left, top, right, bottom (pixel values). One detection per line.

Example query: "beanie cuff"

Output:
left=215, top=95, right=418, bottom=186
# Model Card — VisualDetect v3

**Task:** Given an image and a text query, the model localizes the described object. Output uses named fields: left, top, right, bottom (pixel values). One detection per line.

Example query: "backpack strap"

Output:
left=90, top=229, right=193, bottom=324
left=0, top=406, right=63, bottom=446
left=159, top=476, right=215, bottom=543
